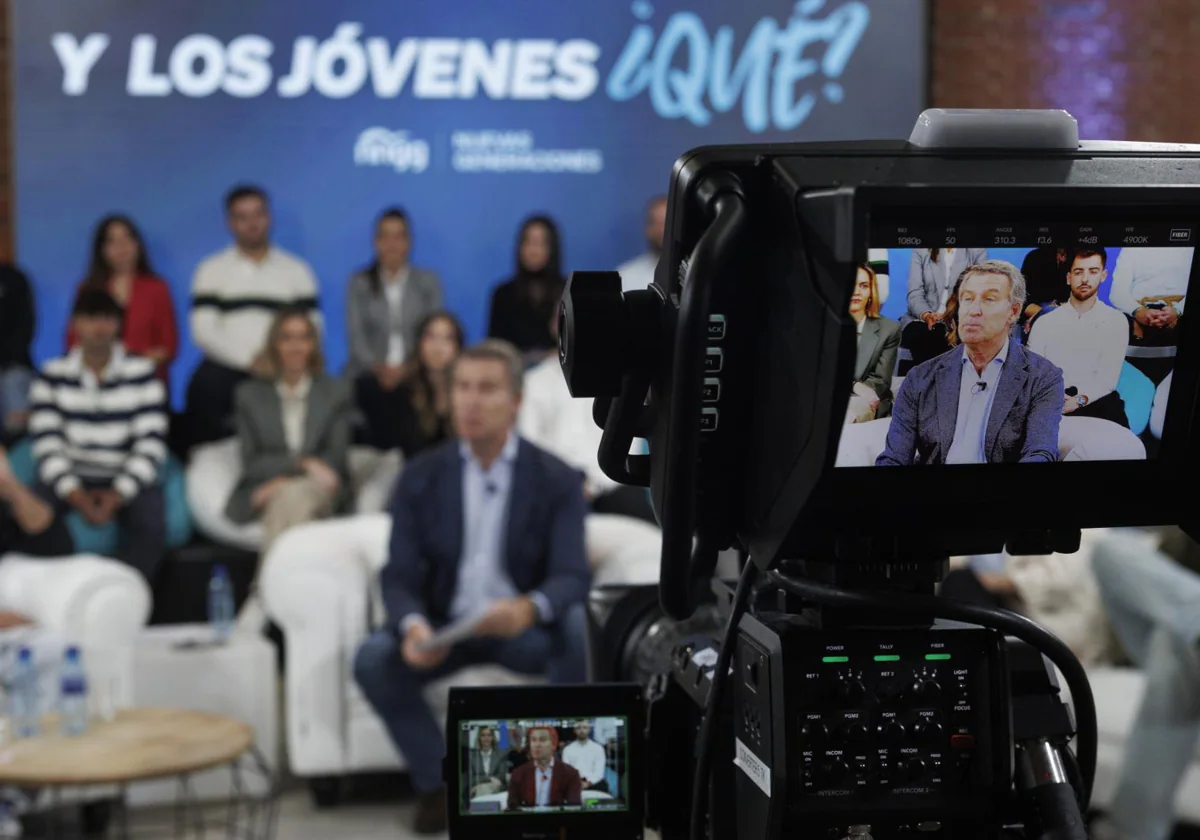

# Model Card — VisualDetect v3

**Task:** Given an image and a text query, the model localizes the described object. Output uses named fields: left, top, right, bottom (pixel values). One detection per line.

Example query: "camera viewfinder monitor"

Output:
left=445, top=684, right=645, bottom=840
left=836, top=218, right=1194, bottom=470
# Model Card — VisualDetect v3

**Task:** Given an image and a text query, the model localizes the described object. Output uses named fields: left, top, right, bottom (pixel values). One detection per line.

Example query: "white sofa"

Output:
left=186, top=437, right=404, bottom=551
left=259, top=511, right=661, bottom=801
left=835, top=414, right=1146, bottom=467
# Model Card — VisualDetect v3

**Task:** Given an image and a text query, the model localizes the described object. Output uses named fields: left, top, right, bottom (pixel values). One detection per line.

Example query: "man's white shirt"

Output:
left=1028, top=300, right=1128, bottom=402
left=562, top=738, right=607, bottom=785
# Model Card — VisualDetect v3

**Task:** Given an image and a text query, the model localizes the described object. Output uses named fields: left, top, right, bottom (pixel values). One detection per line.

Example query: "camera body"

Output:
left=453, top=112, right=1200, bottom=840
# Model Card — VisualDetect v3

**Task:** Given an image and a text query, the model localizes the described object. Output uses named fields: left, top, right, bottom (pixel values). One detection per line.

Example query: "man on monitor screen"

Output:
left=507, top=725, right=582, bottom=809
left=1028, top=249, right=1130, bottom=427
left=877, top=260, right=1065, bottom=465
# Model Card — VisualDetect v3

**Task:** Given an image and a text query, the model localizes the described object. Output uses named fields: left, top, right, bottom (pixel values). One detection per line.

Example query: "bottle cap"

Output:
left=17, top=646, right=32, bottom=660
left=65, top=645, right=80, bottom=661
left=214, top=564, right=230, bottom=578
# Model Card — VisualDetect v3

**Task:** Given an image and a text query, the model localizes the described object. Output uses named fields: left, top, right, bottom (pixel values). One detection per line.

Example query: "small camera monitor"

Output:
left=444, top=684, right=645, bottom=840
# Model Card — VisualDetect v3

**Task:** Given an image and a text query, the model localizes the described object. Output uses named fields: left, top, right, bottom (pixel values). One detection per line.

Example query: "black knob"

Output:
left=843, top=722, right=869, bottom=744
left=897, top=758, right=927, bottom=783
left=913, top=720, right=945, bottom=744
left=876, top=680, right=903, bottom=705
left=558, top=272, right=628, bottom=398
left=837, top=679, right=867, bottom=707
left=877, top=721, right=906, bottom=744
left=800, top=722, right=828, bottom=745
left=918, top=680, right=942, bottom=702
left=822, top=758, right=850, bottom=784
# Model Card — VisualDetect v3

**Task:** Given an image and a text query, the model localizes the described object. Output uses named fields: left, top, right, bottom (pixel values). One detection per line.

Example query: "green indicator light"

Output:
left=926, top=654, right=952, bottom=661
left=822, top=656, right=850, bottom=663
left=873, top=655, right=901, bottom=662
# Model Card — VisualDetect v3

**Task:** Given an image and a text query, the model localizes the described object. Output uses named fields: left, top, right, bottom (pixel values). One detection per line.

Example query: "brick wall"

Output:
left=0, top=0, right=1198, bottom=260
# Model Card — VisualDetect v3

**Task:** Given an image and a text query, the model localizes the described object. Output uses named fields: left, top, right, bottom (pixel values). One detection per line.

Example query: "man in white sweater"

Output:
left=616, top=196, right=666, bottom=294
left=182, top=185, right=321, bottom=448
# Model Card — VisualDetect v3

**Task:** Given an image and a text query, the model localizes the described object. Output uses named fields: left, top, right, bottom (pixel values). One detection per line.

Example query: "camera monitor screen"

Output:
left=457, top=717, right=631, bottom=816
left=835, top=220, right=1196, bottom=467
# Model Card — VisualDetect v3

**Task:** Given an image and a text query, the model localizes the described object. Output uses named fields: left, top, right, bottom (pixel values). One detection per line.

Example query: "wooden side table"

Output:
left=0, top=707, right=277, bottom=839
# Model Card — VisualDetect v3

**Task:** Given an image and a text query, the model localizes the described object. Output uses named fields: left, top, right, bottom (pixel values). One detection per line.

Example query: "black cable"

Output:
left=763, top=570, right=1097, bottom=806
left=689, top=561, right=758, bottom=840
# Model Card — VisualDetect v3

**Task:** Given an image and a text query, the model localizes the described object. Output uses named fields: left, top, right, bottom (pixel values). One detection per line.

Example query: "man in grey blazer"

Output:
left=344, top=208, right=444, bottom=382
left=878, top=260, right=1064, bottom=465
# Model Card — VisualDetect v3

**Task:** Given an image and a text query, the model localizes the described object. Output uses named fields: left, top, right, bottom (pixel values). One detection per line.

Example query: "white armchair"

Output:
left=186, top=438, right=404, bottom=551
left=258, top=511, right=661, bottom=804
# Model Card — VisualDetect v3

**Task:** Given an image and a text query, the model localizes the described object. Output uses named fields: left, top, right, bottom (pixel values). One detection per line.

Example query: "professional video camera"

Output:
left=443, top=110, right=1200, bottom=840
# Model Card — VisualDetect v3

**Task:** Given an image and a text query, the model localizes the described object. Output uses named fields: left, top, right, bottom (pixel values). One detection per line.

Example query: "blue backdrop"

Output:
left=12, top=0, right=927, bottom=405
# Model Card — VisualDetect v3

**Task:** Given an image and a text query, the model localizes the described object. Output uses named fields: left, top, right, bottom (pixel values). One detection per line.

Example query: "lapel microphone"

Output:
left=485, top=481, right=498, bottom=496
left=972, top=381, right=988, bottom=395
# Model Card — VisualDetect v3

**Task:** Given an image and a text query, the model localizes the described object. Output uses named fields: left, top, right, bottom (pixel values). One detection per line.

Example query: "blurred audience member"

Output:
left=940, top=535, right=1120, bottom=667
left=847, top=264, right=901, bottom=424
left=357, top=311, right=463, bottom=456
left=226, top=307, right=351, bottom=557
left=184, top=185, right=321, bottom=448
left=28, top=290, right=168, bottom=582
left=1090, top=527, right=1200, bottom=840
left=488, top=216, right=566, bottom=365
left=562, top=720, right=608, bottom=793
left=67, top=215, right=177, bottom=383
left=344, top=207, right=444, bottom=385
left=1029, top=249, right=1129, bottom=426
left=519, top=311, right=656, bottom=523
left=0, top=265, right=35, bottom=441
left=617, top=196, right=666, bottom=294
left=901, top=247, right=988, bottom=372
left=0, top=445, right=73, bottom=628
left=1018, top=246, right=1071, bottom=335
left=353, top=339, right=590, bottom=834
left=1111, top=247, right=1190, bottom=386
left=468, top=725, right=510, bottom=797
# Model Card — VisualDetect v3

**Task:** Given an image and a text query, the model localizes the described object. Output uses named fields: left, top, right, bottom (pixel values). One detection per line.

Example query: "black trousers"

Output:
left=591, top=485, right=658, bottom=525
left=183, top=359, right=248, bottom=448
left=37, top=481, right=165, bottom=584
left=899, top=321, right=950, bottom=374
left=355, top=373, right=406, bottom=451
left=1072, top=391, right=1129, bottom=427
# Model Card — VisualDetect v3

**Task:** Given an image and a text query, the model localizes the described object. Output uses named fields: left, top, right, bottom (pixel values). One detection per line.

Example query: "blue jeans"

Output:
left=1090, top=532, right=1200, bottom=840
left=0, top=366, right=34, bottom=433
left=353, top=602, right=589, bottom=793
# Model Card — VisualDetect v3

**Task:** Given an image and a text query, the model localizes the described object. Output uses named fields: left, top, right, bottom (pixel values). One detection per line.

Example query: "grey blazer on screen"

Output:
left=344, top=267, right=443, bottom=377
left=225, top=374, right=354, bottom=523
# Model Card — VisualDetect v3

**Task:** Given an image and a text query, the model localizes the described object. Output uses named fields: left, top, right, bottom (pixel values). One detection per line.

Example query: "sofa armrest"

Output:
left=257, top=514, right=391, bottom=776
left=0, top=553, right=151, bottom=648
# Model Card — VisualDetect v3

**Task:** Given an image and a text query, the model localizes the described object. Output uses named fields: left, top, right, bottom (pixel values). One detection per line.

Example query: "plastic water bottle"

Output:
left=9, top=646, right=39, bottom=739
left=209, top=564, right=235, bottom=643
left=59, top=646, right=88, bottom=736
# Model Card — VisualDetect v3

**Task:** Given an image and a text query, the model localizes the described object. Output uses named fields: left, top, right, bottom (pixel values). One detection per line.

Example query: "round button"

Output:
left=918, top=680, right=942, bottom=703
left=876, top=680, right=903, bottom=705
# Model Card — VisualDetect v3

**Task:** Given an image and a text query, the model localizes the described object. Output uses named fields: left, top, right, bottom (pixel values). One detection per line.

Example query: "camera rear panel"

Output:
left=735, top=618, right=1010, bottom=834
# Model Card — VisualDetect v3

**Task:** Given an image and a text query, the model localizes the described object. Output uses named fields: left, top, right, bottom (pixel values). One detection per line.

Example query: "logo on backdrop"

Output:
left=49, top=0, right=870, bottom=134
left=450, top=131, right=603, bottom=174
left=354, top=128, right=431, bottom=173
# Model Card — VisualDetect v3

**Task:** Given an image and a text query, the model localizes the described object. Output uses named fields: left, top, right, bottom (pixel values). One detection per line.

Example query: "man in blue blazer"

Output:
left=878, top=260, right=1065, bottom=465
left=354, top=339, right=591, bottom=835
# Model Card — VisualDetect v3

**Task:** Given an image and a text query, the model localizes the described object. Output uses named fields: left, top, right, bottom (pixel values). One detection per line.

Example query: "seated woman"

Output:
left=487, top=215, right=567, bottom=367
left=67, top=215, right=178, bottom=383
left=226, top=307, right=353, bottom=558
left=356, top=310, right=464, bottom=457
left=469, top=725, right=510, bottom=798
left=846, top=264, right=901, bottom=424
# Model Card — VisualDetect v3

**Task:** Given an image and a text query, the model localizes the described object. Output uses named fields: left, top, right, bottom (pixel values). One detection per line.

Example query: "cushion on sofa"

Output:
left=7, top=438, right=192, bottom=555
